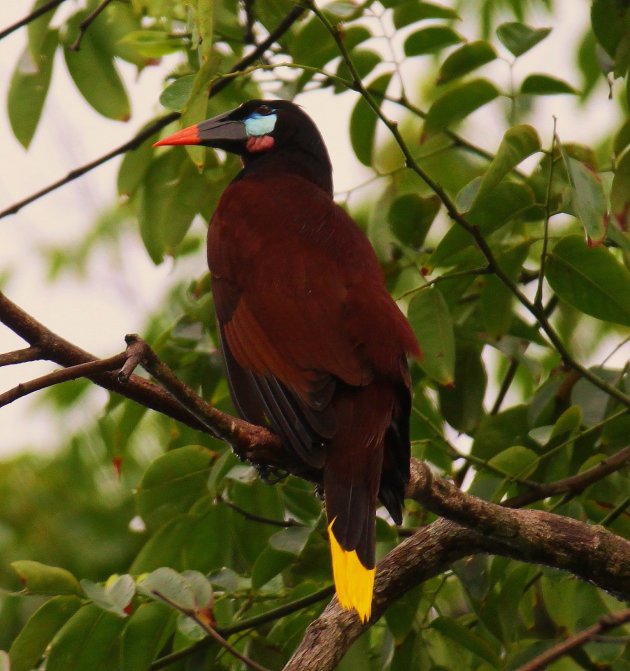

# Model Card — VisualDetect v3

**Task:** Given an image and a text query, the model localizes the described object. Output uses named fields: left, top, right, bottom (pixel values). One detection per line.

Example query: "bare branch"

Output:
left=0, top=346, right=44, bottom=367
left=0, top=0, right=66, bottom=42
left=515, top=608, right=630, bottom=671
left=69, top=0, right=115, bottom=51
left=0, top=352, right=126, bottom=408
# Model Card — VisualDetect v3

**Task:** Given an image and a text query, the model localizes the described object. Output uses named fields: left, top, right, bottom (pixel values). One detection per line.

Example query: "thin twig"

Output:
left=0, top=113, right=178, bottom=220
left=0, top=346, right=44, bottom=367
left=222, top=499, right=305, bottom=528
left=69, top=0, right=115, bottom=51
left=0, top=352, right=126, bottom=408
left=490, top=358, right=519, bottom=415
left=515, top=608, right=630, bottom=671
left=534, top=119, right=558, bottom=309
left=503, top=445, right=630, bottom=508
left=0, top=0, right=66, bottom=41
left=149, top=585, right=333, bottom=670
left=154, top=591, right=271, bottom=671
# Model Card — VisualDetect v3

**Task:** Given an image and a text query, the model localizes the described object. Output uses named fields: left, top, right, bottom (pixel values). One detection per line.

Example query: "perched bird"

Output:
left=154, top=100, right=420, bottom=621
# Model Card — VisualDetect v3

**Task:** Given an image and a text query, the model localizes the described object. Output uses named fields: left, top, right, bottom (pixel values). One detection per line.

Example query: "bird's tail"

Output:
left=323, top=385, right=392, bottom=622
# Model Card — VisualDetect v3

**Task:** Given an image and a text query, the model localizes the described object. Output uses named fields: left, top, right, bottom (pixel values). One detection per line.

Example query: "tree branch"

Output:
left=0, top=352, right=126, bottom=407
left=285, top=463, right=630, bottom=670
left=0, top=0, right=66, bottom=42
left=0, top=345, right=44, bottom=367
left=515, top=608, right=630, bottom=671
left=504, top=443, right=630, bottom=508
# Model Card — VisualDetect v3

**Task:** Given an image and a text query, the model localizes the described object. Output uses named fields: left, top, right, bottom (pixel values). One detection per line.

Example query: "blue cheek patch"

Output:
left=244, top=112, right=277, bottom=137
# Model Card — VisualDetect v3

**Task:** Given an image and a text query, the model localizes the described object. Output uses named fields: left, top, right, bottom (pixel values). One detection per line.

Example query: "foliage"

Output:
left=2, top=0, right=630, bottom=669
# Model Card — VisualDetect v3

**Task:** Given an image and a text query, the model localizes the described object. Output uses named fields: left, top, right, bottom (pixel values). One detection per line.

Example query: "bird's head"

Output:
left=154, top=100, right=332, bottom=192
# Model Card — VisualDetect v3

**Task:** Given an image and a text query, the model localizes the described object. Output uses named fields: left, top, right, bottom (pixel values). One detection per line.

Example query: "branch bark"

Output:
left=285, top=463, right=630, bottom=670
left=3, top=291, right=630, bottom=670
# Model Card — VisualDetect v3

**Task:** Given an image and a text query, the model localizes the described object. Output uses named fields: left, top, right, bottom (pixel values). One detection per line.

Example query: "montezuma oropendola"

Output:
left=155, top=100, right=420, bottom=622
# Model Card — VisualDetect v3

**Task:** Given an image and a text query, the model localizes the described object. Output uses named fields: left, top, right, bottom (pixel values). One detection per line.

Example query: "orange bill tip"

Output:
left=153, top=124, right=201, bottom=147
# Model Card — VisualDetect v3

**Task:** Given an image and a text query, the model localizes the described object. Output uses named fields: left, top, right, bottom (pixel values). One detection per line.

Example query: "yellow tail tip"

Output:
left=328, top=521, right=375, bottom=623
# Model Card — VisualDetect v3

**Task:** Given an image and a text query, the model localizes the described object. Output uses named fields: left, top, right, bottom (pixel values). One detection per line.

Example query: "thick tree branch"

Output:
left=285, top=464, right=630, bottom=670
left=515, top=608, right=630, bottom=671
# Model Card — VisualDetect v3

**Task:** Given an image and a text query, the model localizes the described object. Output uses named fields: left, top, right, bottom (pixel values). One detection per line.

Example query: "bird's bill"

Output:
left=153, top=113, right=247, bottom=148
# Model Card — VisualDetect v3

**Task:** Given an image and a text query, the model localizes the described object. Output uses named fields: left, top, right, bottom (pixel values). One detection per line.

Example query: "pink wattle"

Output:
left=247, top=135, right=275, bottom=153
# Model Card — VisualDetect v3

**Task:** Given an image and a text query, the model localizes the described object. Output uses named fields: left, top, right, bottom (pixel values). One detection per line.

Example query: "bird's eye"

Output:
left=257, top=105, right=272, bottom=116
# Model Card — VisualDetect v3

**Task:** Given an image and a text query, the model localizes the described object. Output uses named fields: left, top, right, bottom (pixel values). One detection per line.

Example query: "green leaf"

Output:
left=63, top=13, right=130, bottom=121
left=8, top=29, right=57, bottom=148
left=121, top=603, right=175, bottom=671
left=496, top=22, right=552, bottom=57
left=431, top=616, right=500, bottom=667
left=475, top=125, right=541, bottom=201
left=137, top=445, right=215, bottom=531
left=11, top=561, right=81, bottom=596
left=117, top=132, right=156, bottom=198
left=118, top=31, right=186, bottom=58
left=611, top=150, right=630, bottom=229
left=349, top=73, right=393, bottom=166
left=252, top=547, right=294, bottom=589
left=138, top=149, right=213, bottom=262
left=389, top=194, right=440, bottom=248
left=489, top=445, right=538, bottom=478
left=159, top=75, right=195, bottom=112
left=404, top=26, right=462, bottom=56
left=27, top=0, right=60, bottom=57
left=408, top=288, right=455, bottom=386
left=269, top=526, right=312, bottom=555
left=9, top=596, right=82, bottom=671
left=481, top=243, right=529, bottom=338
left=430, top=181, right=534, bottom=268
left=180, top=54, right=219, bottom=169
left=437, top=41, right=497, bottom=84
left=545, top=235, right=630, bottom=326
left=521, top=74, right=578, bottom=95
left=438, top=344, right=487, bottom=433
left=591, top=0, right=630, bottom=59
left=393, top=1, right=459, bottom=28
left=196, top=0, right=214, bottom=59
left=81, top=575, right=135, bottom=617
left=47, top=605, right=127, bottom=671
left=138, top=568, right=212, bottom=612
left=559, top=147, right=607, bottom=244
left=423, top=79, right=500, bottom=138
